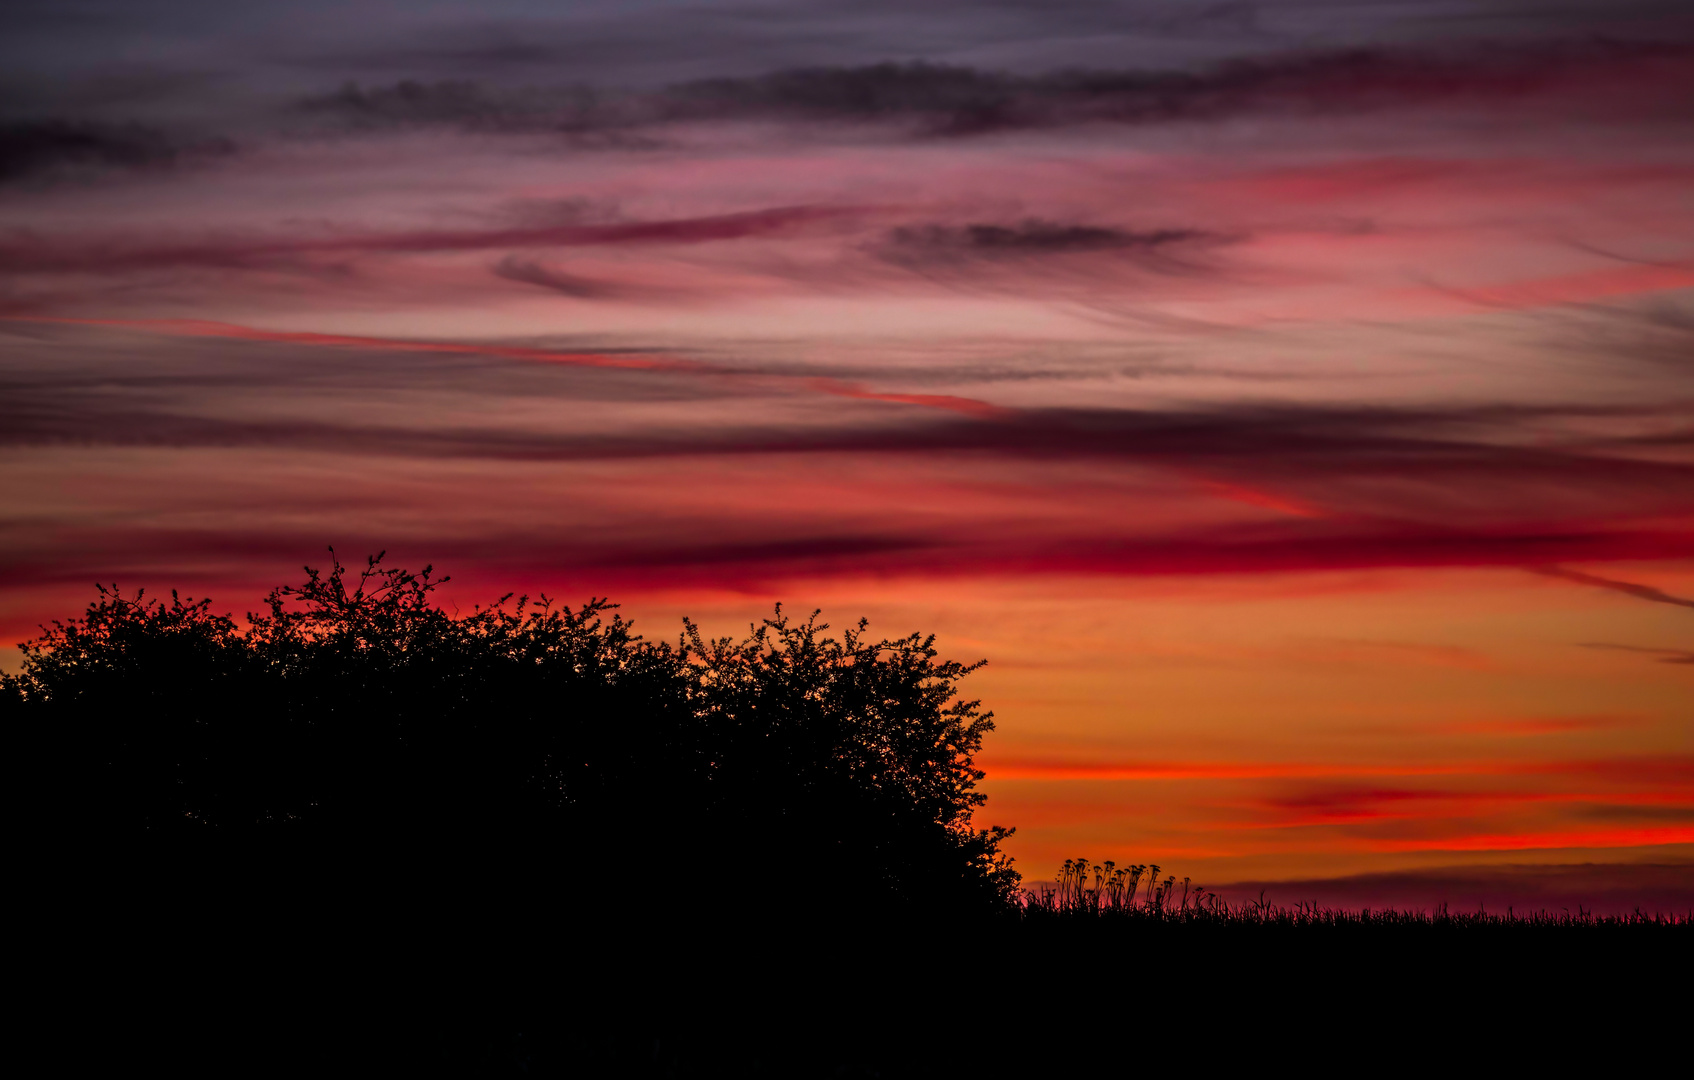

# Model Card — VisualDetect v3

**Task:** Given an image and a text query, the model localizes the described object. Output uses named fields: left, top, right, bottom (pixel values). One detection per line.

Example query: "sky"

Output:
left=2, top=0, right=1691, bottom=902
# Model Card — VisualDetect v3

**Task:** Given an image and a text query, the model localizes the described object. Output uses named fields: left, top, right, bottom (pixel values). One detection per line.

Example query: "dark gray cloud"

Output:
left=260, top=1, right=1288, bottom=88
left=3, top=10, right=1688, bottom=187
left=8, top=2, right=1693, bottom=134
left=877, top=221, right=1223, bottom=275
left=286, top=39, right=1694, bottom=141
left=662, top=44, right=1677, bottom=133
left=278, top=2, right=1694, bottom=86
left=729, top=38, right=1692, bottom=132
left=0, top=120, right=230, bottom=185
left=294, top=79, right=600, bottom=132
left=884, top=222, right=1209, bottom=257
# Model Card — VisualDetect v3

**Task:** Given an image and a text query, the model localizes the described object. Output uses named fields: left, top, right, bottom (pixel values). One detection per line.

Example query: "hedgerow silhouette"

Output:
left=10, top=554, right=1686, bottom=1078
left=10, top=551, right=1684, bottom=930
left=6, top=551, right=1020, bottom=911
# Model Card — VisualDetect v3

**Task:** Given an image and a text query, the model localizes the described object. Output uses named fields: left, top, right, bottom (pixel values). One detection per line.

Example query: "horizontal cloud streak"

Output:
left=4, top=522, right=1691, bottom=594
left=1579, top=644, right=1694, bottom=666
left=1536, top=566, right=1694, bottom=611
left=0, top=205, right=858, bottom=276
left=299, top=41, right=1694, bottom=138
left=884, top=222, right=1208, bottom=257
left=876, top=221, right=1226, bottom=279
left=6, top=344, right=1690, bottom=504
left=0, top=317, right=1009, bottom=416
left=492, top=255, right=646, bottom=300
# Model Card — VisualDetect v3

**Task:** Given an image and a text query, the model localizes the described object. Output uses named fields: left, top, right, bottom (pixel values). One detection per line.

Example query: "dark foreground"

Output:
left=12, top=570, right=1688, bottom=1072
left=41, top=845, right=1690, bottom=1077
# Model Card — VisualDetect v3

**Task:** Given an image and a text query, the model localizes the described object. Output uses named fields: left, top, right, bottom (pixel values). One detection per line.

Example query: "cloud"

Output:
left=871, top=220, right=1232, bottom=288
left=12, top=2, right=1694, bottom=150
left=6, top=323, right=1692, bottom=503
left=879, top=221, right=1218, bottom=268
left=4, top=326, right=1689, bottom=471
left=280, top=0, right=1281, bottom=85
left=0, top=120, right=230, bottom=185
left=1535, top=566, right=1694, bottom=610
left=1257, top=787, right=1449, bottom=820
left=676, top=41, right=1694, bottom=135
left=1579, top=643, right=1694, bottom=666
left=295, top=79, right=583, bottom=131
left=491, top=255, right=639, bottom=300
left=1240, top=782, right=1694, bottom=832
left=291, top=79, right=662, bottom=147
left=289, top=40, right=1694, bottom=139
left=1, top=315, right=1011, bottom=417
left=0, top=205, right=859, bottom=276
left=1, top=485, right=1688, bottom=594
left=4, top=320, right=1693, bottom=590
left=271, top=34, right=1694, bottom=143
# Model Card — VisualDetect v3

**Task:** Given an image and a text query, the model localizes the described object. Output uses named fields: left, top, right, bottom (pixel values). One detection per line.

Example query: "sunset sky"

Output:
left=3, top=0, right=1690, bottom=894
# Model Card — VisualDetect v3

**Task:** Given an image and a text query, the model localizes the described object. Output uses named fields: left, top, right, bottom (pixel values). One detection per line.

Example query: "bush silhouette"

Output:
left=7, top=551, right=1019, bottom=913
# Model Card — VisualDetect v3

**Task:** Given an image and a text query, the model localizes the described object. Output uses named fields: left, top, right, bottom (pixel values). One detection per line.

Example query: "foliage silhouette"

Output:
left=7, top=551, right=1019, bottom=912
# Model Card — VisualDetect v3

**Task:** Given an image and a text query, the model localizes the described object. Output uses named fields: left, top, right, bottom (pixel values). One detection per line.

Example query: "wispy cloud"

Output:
left=7, top=322, right=1693, bottom=498
left=878, top=221, right=1222, bottom=274
left=1579, top=643, right=1694, bottom=666
left=1536, top=565, right=1694, bottom=610
left=9, top=522, right=1688, bottom=593
left=492, top=255, right=648, bottom=300
left=0, top=205, right=860, bottom=276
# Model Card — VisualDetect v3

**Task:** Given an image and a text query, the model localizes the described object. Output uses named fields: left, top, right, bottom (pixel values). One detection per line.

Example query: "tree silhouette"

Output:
left=681, top=606, right=1019, bottom=906
left=7, top=551, right=1019, bottom=913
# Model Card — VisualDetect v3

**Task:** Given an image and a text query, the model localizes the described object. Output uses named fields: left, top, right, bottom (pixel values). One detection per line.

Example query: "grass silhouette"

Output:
left=1021, top=856, right=1689, bottom=926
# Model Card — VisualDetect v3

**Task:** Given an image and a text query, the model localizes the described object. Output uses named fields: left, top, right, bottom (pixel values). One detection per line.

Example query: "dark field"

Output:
left=1205, top=860, right=1694, bottom=918
left=46, top=844, right=1688, bottom=1077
